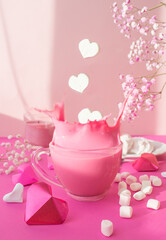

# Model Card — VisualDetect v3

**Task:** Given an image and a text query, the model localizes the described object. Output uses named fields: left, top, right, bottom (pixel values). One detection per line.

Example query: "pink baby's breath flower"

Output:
left=142, top=77, right=147, bottom=83
left=112, top=2, right=117, bottom=8
left=151, top=78, right=156, bottom=84
left=141, top=17, right=147, bottom=23
left=141, top=6, right=148, bottom=13
left=149, top=16, right=157, bottom=25
left=145, top=98, right=152, bottom=106
left=141, top=85, right=149, bottom=93
left=112, top=1, right=166, bottom=121
left=119, top=74, right=125, bottom=80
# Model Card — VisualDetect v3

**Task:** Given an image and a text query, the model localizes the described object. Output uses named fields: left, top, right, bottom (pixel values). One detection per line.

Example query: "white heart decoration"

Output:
left=78, top=108, right=91, bottom=124
left=89, top=111, right=103, bottom=122
left=3, top=183, right=24, bottom=203
left=79, top=39, right=100, bottom=58
left=78, top=108, right=102, bottom=124
left=68, top=73, right=89, bottom=93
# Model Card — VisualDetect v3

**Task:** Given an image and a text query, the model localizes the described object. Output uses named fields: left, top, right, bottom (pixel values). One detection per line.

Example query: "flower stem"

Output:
left=148, top=2, right=166, bottom=11
left=159, top=81, right=166, bottom=94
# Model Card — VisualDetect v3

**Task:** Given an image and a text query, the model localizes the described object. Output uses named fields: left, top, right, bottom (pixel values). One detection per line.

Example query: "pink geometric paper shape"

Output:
left=25, top=182, right=68, bottom=225
left=48, top=159, right=54, bottom=170
left=12, top=164, right=38, bottom=186
left=132, top=153, right=159, bottom=172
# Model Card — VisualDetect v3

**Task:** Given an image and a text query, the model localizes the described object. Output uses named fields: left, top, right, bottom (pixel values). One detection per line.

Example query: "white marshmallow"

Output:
left=118, top=181, right=127, bottom=191
left=18, top=160, right=24, bottom=165
left=20, top=151, right=25, bottom=158
left=120, top=206, right=133, bottom=218
left=126, top=175, right=137, bottom=185
left=118, top=188, right=131, bottom=196
left=141, top=180, right=151, bottom=191
left=16, top=134, right=21, bottom=138
left=147, top=199, right=160, bottom=210
left=3, top=162, right=9, bottom=168
left=139, top=174, right=149, bottom=182
left=0, top=169, right=4, bottom=174
left=133, top=191, right=146, bottom=201
left=142, top=186, right=153, bottom=195
left=9, top=165, right=15, bottom=171
left=161, top=172, right=166, bottom=178
left=20, top=144, right=25, bottom=150
left=15, top=153, right=20, bottom=159
left=24, top=158, right=29, bottom=163
left=13, top=159, right=18, bottom=165
left=5, top=170, right=10, bottom=175
left=26, top=144, right=32, bottom=151
left=120, top=189, right=131, bottom=196
left=8, top=155, right=14, bottom=161
left=119, top=193, right=131, bottom=206
left=152, top=177, right=162, bottom=187
left=101, top=220, right=113, bottom=237
left=7, top=135, right=13, bottom=139
left=5, top=142, right=11, bottom=148
left=150, top=175, right=158, bottom=182
left=121, top=172, right=130, bottom=179
left=15, top=140, right=20, bottom=145
left=114, top=173, right=121, bottom=183
left=130, top=182, right=142, bottom=191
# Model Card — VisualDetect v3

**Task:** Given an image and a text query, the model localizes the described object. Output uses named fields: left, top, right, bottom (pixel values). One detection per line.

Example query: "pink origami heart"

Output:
left=132, top=153, right=159, bottom=171
left=12, top=164, right=38, bottom=186
left=25, top=182, right=68, bottom=225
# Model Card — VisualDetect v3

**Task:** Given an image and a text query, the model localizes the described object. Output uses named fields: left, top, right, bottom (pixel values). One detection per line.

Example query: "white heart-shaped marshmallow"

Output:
left=3, top=183, right=24, bottom=203
left=79, top=39, right=99, bottom=58
left=78, top=108, right=91, bottom=124
left=68, top=73, right=89, bottom=93
left=89, top=111, right=103, bottom=121
left=78, top=108, right=102, bottom=124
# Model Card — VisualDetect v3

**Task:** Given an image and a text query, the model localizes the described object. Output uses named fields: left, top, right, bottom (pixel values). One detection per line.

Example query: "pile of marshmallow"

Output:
left=0, top=135, right=37, bottom=175
left=101, top=171, right=164, bottom=237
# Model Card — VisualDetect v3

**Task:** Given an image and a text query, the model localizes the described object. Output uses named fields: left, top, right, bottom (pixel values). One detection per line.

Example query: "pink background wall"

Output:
left=0, top=0, right=165, bottom=136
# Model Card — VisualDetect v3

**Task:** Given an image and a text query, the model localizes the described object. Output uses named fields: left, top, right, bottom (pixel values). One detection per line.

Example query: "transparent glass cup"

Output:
left=24, top=110, right=55, bottom=147
left=32, top=143, right=122, bottom=201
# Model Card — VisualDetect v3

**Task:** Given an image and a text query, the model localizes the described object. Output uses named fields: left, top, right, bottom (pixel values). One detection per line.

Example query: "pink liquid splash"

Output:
left=34, top=100, right=128, bottom=200
left=37, top=99, right=128, bottom=149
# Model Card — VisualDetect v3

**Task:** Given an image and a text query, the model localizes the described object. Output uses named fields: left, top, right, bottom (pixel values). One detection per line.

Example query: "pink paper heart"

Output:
left=12, top=164, right=38, bottom=186
left=132, top=153, right=159, bottom=172
left=25, top=182, right=68, bottom=225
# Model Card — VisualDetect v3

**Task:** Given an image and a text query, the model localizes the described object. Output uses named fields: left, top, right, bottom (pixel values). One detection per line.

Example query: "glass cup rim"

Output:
left=49, top=141, right=123, bottom=153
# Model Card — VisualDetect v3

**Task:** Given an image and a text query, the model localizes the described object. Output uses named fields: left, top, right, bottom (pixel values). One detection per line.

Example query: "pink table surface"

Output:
left=0, top=136, right=166, bottom=240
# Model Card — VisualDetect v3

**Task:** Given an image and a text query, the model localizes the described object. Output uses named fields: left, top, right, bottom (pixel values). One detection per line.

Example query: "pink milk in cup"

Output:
left=32, top=102, right=125, bottom=201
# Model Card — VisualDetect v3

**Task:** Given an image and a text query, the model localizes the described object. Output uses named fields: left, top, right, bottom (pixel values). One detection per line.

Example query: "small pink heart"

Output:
left=132, top=153, right=159, bottom=172
left=12, top=164, right=38, bottom=186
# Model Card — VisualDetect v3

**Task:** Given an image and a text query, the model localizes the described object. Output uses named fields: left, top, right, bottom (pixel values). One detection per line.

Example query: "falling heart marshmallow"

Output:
left=68, top=73, right=89, bottom=93
left=78, top=108, right=102, bottom=124
left=79, top=39, right=100, bottom=58
left=3, top=183, right=24, bottom=203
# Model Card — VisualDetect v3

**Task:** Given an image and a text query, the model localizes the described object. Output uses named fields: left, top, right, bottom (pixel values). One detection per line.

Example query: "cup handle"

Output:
left=31, top=147, right=63, bottom=188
